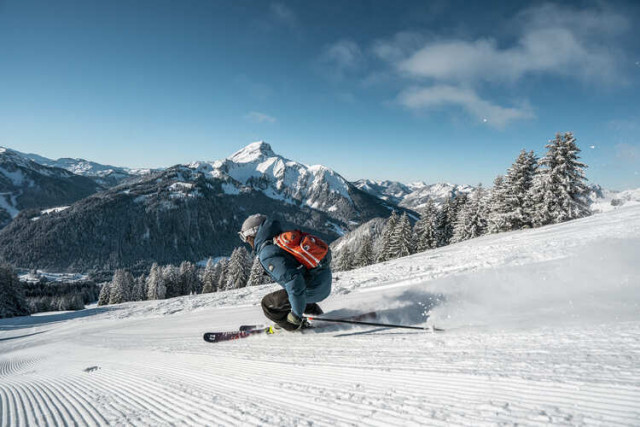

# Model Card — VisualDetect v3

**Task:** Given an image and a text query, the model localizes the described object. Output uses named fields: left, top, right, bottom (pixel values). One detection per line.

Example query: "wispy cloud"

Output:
left=269, top=3, right=297, bottom=28
left=397, top=85, right=534, bottom=129
left=615, top=143, right=640, bottom=163
left=245, top=112, right=277, bottom=124
left=389, top=4, right=627, bottom=85
left=364, top=3, right=629, bottom=128
left=318, top=39, right=364, bottom=81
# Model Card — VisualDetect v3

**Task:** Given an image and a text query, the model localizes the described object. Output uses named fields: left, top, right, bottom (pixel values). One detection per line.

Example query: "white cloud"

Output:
left=269, top=3, right=297, bottom=28
left=363, top=3, right=630, bottom=128
left=398, top=29, right=618, bottom=85
left=245, top=112, right=277, bottom=124
left=318, top=39, right=364, bottom=81
left=397, top=85, right=534, bottom=129
left=395, top=4, right=626, bottom=85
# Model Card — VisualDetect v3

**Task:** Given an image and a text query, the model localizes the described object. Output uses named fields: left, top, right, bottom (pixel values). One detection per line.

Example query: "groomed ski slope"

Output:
left=1, top=206, right=640, bottom=426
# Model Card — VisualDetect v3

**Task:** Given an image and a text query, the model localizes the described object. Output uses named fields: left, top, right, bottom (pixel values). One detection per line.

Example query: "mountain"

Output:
left=589, top=185, right=640, bottom=212
left=0, top=142, right=400, bottom=272
left=355, top=179, right=474, bottom=210
left=18, top=150, right=154, bottom=187
left=190, top=142, right=396, bottom=225
left=0, top=147, right=102, bottom=229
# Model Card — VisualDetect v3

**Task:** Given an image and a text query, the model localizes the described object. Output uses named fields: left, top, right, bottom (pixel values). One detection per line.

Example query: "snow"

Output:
left=221, top=183, right=240, bottom=195
left=30, top=206, right=71, bottom=221
left=591, top=187, right=640, bottom=213
left=0, top=193, right=19, bottom=218
left=0, top=166, right=26, bottom=186
left=18, top=271, right=89, bottom=283
left=2, top=207, right=640, bottom=425
left=188, top=142, right=356, bottom=214
left=228, top=141, right=275, bottom=164
left=41, top=206, right=70, bottom=215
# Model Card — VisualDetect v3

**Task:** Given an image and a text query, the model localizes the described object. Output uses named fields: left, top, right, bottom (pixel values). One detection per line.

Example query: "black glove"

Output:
left=286, top=312, right=310, bottom=330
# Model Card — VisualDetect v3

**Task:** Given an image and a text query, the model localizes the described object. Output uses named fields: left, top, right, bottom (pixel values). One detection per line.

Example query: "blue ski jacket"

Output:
left=254, top=218, right=332, bottom=317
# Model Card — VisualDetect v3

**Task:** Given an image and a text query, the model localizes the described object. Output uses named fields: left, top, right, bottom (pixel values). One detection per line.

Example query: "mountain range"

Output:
left=0, top=147, right=103, bottom=229
left=354, top=179, right=475, bottom=210
left=0, top=142, right=399, bottom=272
left=1, top=142, right=638, bottom=274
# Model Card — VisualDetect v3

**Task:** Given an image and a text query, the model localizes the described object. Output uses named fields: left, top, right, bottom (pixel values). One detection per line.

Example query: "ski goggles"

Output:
left=238, top=226, right=259, bottom=243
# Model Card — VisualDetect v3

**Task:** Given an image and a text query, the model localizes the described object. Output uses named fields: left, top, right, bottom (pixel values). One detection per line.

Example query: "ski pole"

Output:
left=307, top=316, right=444, bottom=332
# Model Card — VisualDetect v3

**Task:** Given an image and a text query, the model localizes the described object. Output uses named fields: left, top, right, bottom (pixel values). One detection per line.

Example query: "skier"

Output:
left=238, top=214, right=331, bottom=331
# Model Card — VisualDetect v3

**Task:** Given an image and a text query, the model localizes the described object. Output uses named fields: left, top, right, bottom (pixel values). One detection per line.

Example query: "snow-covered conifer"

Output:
left=97, top=282, right=111, bottom=306
left=179, top=261, right=198, bottom=295
left=376, top=211, right=399, bottom=262
left=109, top=269, right=134, bottom=305
left=486, top=175, right=510, bottom=234
left=162, top=265, right=180, bottom=298
left=226, top=247, right=251, bottom=289
left=247, top=256, right=266, bottom=286
left=146, top=263, right=166, bottom=300
left=503, top=149, right=538, bottom=230
left=389, top=212, right=414, bottom=258
left=452, top=185, right=487, bottom=243
left=414, top=199, right=438, bottom=252
left=436, top=194, right=465, bottom=247
left=131, top=275, right=146, bottom=301
left=355, top=234, right=374, bottom=267
left=201, top=258, right=218, bottom=293
left=217, top=258, right=230, bottom=291
left=337, top=246, right=353, bottom=271
left=530, top=132, right=590, bottom=226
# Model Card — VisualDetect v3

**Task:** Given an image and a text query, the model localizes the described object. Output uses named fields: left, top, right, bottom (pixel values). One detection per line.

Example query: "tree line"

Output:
left=98, top=246, right=272, bottom=306
left=22, top=279, right=100, bottom=313
left=334, top=132, right=591, bottom=271
left=0, top=264, right=101, bottom=318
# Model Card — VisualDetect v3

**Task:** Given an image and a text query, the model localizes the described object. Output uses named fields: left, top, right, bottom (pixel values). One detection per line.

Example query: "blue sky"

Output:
left=1, top=0, right=639, bottom=190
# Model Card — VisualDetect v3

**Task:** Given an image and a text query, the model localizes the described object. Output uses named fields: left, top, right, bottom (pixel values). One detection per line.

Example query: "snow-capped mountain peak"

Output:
left=228, top=141, right=277, bottom=164
left=185, top=142, right=358, bottom=221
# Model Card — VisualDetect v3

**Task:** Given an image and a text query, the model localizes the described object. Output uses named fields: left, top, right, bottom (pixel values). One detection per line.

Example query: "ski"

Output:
left=205, top=311, right=380, bottom=343
left=238, top=310, right=379, bottom=332
left=203, top=326, right=277, bottom=343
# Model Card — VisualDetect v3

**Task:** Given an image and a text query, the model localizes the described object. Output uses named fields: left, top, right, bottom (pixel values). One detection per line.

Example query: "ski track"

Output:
left=1, top=207, right=640, bottom=425
left=1, top=323, right=639, bottom=426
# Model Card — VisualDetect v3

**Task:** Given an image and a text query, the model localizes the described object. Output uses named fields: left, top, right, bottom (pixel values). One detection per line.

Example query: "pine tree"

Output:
left=486, top=175, right=510, bottom=234
left=0, top=264, right=30, bottom=318
left=376, top=211, right=399, bottom=262
left=354, top=234, right=374, bottom=267
left=247, top=256, right=266, bottom=286
left=201, top=258, right=218, bottom=293
left=452, top=185, right=488, bottom=243
left=389, top=212, right=414, bottom=258
left=146, top=263, right=166, bottom=300
left=503, top=149, right=538, bottom=230
left=162, top=265, right=180, bottom=298
left=217, top=258, right=230, bottom=291
left=337, top=246, right=353, bottom=271
left=179, top=261, right=198, bottom=296
left=131, top=274, right=146, bottom=301
left=436, top=194, right=464, bottom=247
left=414, top=200, right=438, bottom=252
left=108, top=269, right=134, bottom=305
left=226, top=247, right=251, bottom=289
left=97, top=282, right=111, bottom=306
left=530, top=132, right=590, bottom=227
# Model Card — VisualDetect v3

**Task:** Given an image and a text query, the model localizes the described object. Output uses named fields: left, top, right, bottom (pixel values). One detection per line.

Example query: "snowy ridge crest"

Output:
left=188, top=141, right=355, bottom=218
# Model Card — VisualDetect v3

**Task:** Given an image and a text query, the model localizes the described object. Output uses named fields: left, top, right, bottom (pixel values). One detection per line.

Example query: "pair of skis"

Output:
left=203, top=311, right=443, bottom=343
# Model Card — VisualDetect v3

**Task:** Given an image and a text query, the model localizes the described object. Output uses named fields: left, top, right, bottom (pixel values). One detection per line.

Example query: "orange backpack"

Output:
left=274, top=230, right=329, bottom=269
